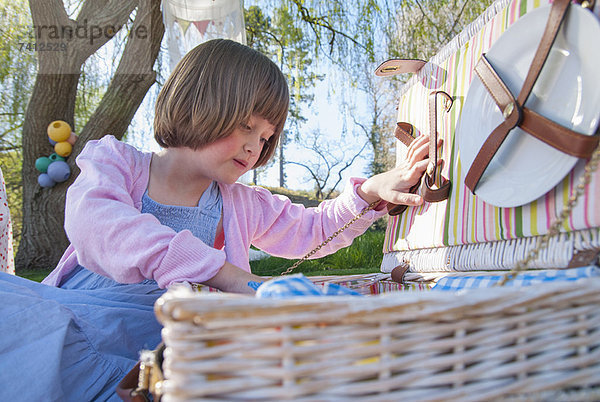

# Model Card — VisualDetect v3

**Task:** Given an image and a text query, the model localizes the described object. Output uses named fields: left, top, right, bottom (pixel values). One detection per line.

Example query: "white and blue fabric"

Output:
left=432, top=265, right=599, bottom=291
left=256, top=274, right=361, bottom=298
left=0, top=181, right=223, bottom=401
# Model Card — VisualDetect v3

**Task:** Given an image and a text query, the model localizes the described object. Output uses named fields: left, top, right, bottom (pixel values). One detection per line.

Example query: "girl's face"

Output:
left=193, top=114, right=275, bottom=184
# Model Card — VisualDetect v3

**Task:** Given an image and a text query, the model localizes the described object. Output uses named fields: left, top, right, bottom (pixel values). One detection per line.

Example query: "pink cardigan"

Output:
left=43, top=136, right=387, bottom=289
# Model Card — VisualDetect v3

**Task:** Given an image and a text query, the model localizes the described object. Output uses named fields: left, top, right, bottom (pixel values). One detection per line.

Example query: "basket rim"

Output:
left=155, top=274, right=600, bottom=327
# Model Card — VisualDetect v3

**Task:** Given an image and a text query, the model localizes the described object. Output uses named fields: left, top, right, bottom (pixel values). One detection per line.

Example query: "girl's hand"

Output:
left=358, top=134, right=441, bottom=206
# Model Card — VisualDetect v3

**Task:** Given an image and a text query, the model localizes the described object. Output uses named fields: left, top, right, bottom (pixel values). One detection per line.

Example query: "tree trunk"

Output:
left=18, top=74, right=80, bottom=270
left=16, top=0, right=164, bottom=272
left=279, top=132, right=286, bottom=188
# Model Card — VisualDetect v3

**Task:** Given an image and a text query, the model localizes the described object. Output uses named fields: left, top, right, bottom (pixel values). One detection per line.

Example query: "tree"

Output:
left=383, top=0, right=495, bottom=61
left=245, top=4, right=322, bottom=188
left=287, top=128, right=369, bottom=201
left=16, top=0, right=164, bottom=271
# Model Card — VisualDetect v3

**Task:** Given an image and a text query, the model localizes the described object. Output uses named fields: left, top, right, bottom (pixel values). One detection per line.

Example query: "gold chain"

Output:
left=280, top=200, right=381, bottom=276
left=498, top=144, right=600, bottom=285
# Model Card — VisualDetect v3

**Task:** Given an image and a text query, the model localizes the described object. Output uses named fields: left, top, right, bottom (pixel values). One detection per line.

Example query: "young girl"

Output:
left=0, top=39, right=433, bottom=400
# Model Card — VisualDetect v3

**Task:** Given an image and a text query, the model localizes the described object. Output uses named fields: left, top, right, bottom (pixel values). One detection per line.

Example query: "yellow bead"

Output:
left=47, top=120, right=72, bottom=142
left=54, top=141, right=72, bottom=157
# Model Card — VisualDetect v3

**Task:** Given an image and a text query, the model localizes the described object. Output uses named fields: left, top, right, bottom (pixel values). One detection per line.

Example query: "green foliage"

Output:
left=245, top=4, right=322, bottom=135
left=0, top=150, right=22, bottom=250
left=0, top=0, right=36, bottom=152
left=250, top=229, right=386, bottom=276
left=385, top=0, right=496, bottom=61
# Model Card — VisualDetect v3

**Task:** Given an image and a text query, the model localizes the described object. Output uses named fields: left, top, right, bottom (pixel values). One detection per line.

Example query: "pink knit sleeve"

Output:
left=250, top=177, right=387, bottom=259
left=64, top=136, right=226, bottom=288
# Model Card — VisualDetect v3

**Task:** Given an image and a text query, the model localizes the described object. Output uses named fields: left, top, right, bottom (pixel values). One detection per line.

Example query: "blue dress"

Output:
left=0, top=182, right=222, bottom=401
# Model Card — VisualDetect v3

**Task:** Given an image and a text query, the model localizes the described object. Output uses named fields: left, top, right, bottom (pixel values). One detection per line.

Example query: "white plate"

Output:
left=456, top=4, right=600, bottom=208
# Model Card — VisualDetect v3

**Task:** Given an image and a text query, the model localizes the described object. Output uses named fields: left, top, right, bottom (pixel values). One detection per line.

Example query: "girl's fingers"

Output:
left=389, top=192, right=423, bottom=206
left=407, top=134, right=442, bottom=164
left=407, top=142, right=429, bottom=164
left=406, top=135, right=429, bottom=161
left=413, top=158, right=430, bottom=173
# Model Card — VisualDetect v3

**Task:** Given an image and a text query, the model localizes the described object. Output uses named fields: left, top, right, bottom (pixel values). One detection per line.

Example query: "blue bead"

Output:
left=47, top=161, right=71, bottom=183
left=38, top=173, right=56, bottom=188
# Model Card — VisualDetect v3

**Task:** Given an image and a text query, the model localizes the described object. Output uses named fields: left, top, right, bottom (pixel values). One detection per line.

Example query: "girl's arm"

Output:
left=64, top=136, right=226, bottom=288
left=249, top=133, right=434, bottom=259
left=202, top=261, right=264, bottom=294
left=249, top=178, right=383, bottom=259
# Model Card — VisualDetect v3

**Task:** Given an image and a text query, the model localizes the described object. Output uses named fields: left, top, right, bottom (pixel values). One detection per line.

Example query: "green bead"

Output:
left=49, top=153, right=66, bottom=162
left=35, top=156, right=52, bottom=173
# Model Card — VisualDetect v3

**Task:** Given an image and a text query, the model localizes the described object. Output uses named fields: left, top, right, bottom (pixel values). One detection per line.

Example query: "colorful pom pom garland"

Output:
left=35, top=120, right=78, bottom=188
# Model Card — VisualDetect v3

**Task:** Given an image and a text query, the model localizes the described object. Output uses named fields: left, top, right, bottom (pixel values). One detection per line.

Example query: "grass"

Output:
left=17, top=270, right=51, bottom=282
left=17, top=229, right=386, bottom=282
left=250, top=229, right=385, bottom=277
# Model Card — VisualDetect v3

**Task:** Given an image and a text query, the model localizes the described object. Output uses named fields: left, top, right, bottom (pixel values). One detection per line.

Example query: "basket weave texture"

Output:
left=155, top=277, right=600, bottom=401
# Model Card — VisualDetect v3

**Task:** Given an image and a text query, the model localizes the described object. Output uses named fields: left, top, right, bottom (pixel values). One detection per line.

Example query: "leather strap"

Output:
left=387, top=92, right=453, bottom=215
left=116, top=362, right=149, bottom=402
left=395, top=122, right=416, bottom=147
left=473, top=55, right=599, bottom=159
left=423, top=91, right=453, bottom=202
left=378, top=58, right=435, bottom=216
left=388, top=122, right=421, bottom=216
left=464, top=0, right=573, bottom=192
left=117, top=343, right=165, bottom=402
left=375, top=59, right=426, bottom=77
left=520, top=108, right=599, bottom=158
left=517, top=0, right=571, bottom=107
left=390, top=263, right=410, bottom=283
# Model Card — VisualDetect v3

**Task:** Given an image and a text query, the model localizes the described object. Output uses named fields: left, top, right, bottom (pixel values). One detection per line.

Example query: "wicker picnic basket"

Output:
left=154, top=278, right=600, bottom=401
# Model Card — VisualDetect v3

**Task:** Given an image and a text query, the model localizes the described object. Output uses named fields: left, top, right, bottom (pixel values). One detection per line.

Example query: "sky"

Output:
left=251, top=73, right=372, bottom=190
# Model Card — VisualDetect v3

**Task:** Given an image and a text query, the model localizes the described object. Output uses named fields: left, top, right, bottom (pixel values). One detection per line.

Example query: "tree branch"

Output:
left=445, top=0, right=469, bottom=42
left=326, top=140, right=369, bottom=199
left=73, top=0, right=137, bottom=60
left=414, top=0, right=437, bottom=30
left=286, top=160, right=324, bottom=197
left=76, top=0, right=163, bottom=147
left=288, top=0, right=366, bottom=53
left=29, top=0, right=70, bottom=28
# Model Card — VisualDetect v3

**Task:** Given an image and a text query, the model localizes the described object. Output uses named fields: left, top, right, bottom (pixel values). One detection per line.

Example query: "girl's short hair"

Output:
left=154, top=39, right=289, bottom=168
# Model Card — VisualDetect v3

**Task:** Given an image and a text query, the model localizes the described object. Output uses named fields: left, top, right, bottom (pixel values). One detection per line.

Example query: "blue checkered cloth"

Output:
left=255, top=274, right=362, bottom=298
left=431, top=265, right=599, bottom=291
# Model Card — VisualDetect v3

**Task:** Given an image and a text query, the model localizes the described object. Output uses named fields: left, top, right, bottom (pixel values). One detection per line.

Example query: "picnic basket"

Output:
left=380, top=0, right=600, bottom=276
left=154, top=277, right=600, bottom=401
left=148, top=0, right=600, bottom=400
